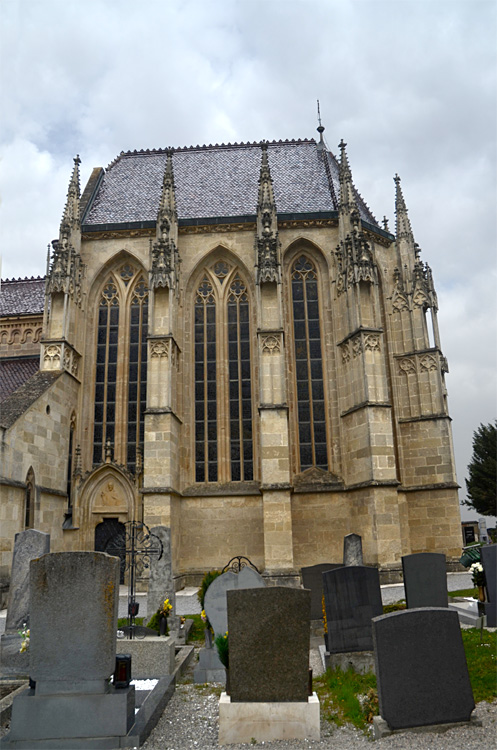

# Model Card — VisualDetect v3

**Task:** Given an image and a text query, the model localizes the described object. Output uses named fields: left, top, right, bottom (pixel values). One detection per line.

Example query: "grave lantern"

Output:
left=114, top=653, right=132, bottom=688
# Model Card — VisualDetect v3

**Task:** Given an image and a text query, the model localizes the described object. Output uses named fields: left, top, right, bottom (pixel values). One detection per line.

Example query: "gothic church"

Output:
left=0, top=129, right=462, bottom=588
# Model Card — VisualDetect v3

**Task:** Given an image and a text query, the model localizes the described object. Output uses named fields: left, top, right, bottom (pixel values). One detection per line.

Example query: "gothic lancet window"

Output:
left=92, top=266, right=148, bottom=472
left=291, top=255, right=328, bottom=472
left=194, top=264, right=254, bottom=483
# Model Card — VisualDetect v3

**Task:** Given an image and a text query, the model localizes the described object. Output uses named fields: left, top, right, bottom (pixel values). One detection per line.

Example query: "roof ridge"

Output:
left=1, top=275, right=46, bottom=283
left=105, top=138, right=317, bottom=169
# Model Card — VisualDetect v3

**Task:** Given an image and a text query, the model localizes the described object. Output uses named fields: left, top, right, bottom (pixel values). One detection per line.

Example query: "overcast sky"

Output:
left=1, top=0, right=495, bottom=524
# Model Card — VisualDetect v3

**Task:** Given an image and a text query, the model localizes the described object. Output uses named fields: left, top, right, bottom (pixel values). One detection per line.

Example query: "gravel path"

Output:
left=141, top=647, right=497, bottom=750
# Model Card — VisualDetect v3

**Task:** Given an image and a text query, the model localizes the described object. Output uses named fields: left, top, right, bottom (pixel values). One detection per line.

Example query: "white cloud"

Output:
left=0, top=0, right=496, bottom=523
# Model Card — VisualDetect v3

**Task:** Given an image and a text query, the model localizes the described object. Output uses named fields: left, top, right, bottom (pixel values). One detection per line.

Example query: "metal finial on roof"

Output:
left=316, top=100, right=325, bottom=149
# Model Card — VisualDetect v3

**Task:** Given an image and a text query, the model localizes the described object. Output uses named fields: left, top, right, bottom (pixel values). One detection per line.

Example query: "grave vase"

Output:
left=478, top=586, right=486, bottom=603
left=159, top=615, right=168, bottom=636
left=205, top=628, right=213, bottom=648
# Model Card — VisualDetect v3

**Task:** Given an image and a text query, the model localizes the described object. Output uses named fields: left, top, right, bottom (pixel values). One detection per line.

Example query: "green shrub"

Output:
left=214, top=632, right=229, bottom=668
left=146, top=610, right=164, bottom=634
left=197, top=569, right=222, bottom=610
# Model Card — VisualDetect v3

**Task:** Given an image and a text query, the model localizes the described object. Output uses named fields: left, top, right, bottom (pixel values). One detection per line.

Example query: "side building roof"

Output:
left=0, top=370, right=61, bottom=430
left=0, top=277, right=45, bottom=316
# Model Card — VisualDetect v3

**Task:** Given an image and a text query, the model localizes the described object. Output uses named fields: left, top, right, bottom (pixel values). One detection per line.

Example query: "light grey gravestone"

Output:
left=372, top=608, right=475, bottom=730
left=5, top=529, right=50, bottom=633
left=481, top=544, right=497, bottom=627
left=323, top=565, right=382, bottom=653
left=147, top=526, right=179, bottom=633
left=194, top=566, right=266, bottom=685
left=0, top=529, right=50, bottom=678
left=343, top=533, right=363, bottom=566
left=227, top=587, right=311, bottom=702
left=204, top=566, right=265, bottom=637
left=402, top=552, right=448, bottom=609
left=2, top=551, right=135, bottom=748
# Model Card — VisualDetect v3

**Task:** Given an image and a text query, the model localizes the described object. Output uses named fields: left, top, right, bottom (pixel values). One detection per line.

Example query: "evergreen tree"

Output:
left=464, top=421, right=497, bottom=516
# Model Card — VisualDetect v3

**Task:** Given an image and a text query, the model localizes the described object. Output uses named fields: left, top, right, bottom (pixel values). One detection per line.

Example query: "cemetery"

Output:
left=0, top=531, right=495, bottom=748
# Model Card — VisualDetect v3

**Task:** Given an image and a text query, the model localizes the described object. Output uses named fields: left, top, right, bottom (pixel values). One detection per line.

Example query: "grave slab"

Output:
left=402, top=552, right=448, bottom=609
left=323, top=565, right=382, bottom=653
left=218, top=692, right=320, bottom=744
left=227, top=586, right=311, bottom=703
left=301, top=563, right=341, bottom=620
left=116, top=636, right=175, bottom=677
left=372, top=608, right=475, bottom=730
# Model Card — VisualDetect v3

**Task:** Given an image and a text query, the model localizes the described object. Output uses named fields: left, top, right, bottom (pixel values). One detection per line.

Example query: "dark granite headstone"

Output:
left=372, top=608, right=475, bottom=729
left=301, top=563, right=341, bottom=619
left=481, top=544, right=497, bottom=627
left=323, top=565, right=382, bottom=653
left=227, top=587, right=311, bottom=702
left=343, top=533, right=363, bottom=566
left=402, top=552, right=448, bottom=609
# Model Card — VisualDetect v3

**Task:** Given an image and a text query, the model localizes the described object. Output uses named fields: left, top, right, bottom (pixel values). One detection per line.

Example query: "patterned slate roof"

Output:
left=83, top=140, right=377, bottom=227
left=0, top=370, right=61, bottom=429
left=0, top=358, right=39, bottom=403
left=0, top=277, right=45, bottom=316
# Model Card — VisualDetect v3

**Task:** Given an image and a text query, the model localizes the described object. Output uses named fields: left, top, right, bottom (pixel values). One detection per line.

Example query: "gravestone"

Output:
left=301, top=563, right=341, bottom=620
left=204, top=565, right=265, bottom=637
left=227, top=586, right=311, bottom=702
left=343, top=533, right=363, bottom=566
left=194, top=565, right=266, bottom=685
left=0, top=529, right=50, bottom=677
left=2, top=551, right=135, bottom=748
left=402, top=552, right=448, bottom=609
left=481, top=544, right=497, bottom=627
left=147, top=525, right=179, bottom=633
left=323, top=565, right=382, bottom=653
left=372, top=608, right=475, bottom=730
left=5, top=529, right=50, bottom=633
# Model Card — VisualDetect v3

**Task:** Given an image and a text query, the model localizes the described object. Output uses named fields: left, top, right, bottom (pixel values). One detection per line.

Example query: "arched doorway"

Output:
left=95, top=518, right=126, bottom=583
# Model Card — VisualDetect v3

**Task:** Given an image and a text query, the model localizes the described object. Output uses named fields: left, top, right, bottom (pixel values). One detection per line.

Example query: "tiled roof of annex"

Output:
left=0, top=357, right=40, bottom=403
left=83, top=139, right=378, bottom=227
left=0, top=277, right=45, bottom=316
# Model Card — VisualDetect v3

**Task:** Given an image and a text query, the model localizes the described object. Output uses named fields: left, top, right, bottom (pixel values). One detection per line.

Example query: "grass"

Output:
left=461, top=628, right=497, bottom=703
left=314, top=668, right=378, bottom=731
left=315, top=627, right=496, bottom=732
left=449, top=587, right=479, bottom=598
left=117, top=616, right=144, bottom=628
left=184, top=614, right=206, bottom=643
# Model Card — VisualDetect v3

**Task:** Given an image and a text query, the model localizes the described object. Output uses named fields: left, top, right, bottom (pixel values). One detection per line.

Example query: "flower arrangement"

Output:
left=470, top=562, right=486, bottom=588
left=159, top=597, right=173, bottom=618
left=197, top=569, right=221, bottom=632
left=215, top=631, right=229, bottom=668
left=322, top=594, right=327, bottom=635
left=18, top=624, right=30, bottom=653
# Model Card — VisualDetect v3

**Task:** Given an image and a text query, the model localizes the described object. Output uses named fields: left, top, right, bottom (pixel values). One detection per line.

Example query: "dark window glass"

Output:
left=291, top=256, right=328, bottom=471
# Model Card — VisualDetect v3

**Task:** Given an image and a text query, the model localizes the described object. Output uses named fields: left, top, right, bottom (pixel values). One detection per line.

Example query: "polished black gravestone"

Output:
left=323, top=566, right=382, bottom=653
left=372, top=608, right=474, bottom=729
left=402, top=552, right=448, bottom=609
left=301, top=563, right=341, bottom=620
left=481, top=544, right=497, bottom=627
left=227, top=587, right=311, bottom=702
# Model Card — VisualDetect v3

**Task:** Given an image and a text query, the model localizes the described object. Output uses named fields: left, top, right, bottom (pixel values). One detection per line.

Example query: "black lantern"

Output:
left=114, top=653, right=132, bottom=688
